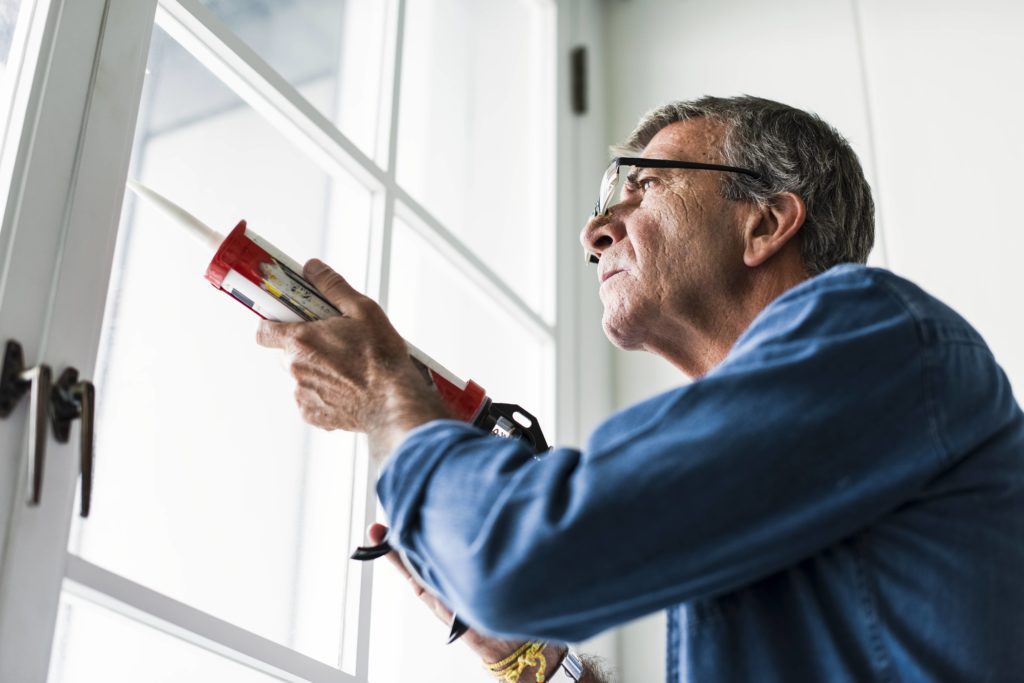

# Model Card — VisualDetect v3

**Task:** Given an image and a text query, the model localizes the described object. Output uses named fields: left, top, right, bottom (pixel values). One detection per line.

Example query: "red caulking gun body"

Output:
left=127, top=181, right=548, bottom=643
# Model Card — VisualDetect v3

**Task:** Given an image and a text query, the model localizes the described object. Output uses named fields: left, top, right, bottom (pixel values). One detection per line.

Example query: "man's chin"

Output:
left=601, top=314, right=644, bottom=351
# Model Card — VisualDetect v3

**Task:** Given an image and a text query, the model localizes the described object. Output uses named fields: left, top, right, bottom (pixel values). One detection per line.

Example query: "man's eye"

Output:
left=639, top=177, right=656, bottom=191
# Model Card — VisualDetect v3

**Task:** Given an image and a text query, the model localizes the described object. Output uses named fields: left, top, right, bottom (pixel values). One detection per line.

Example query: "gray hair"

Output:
left=615, top=96, right=874, bottom=275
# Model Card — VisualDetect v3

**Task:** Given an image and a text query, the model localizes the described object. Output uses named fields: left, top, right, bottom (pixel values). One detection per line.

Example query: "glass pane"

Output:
left=386, top=216, right=554, bottom=457
left=0, top=0, right=35, bottom=217
left=0, top=0, right=26, bottom=66
left=67, top=26, right=373, bottom=668
left=371, top=217, right=554, bottom=681
left=196, top=0, right=390, bottom=160
left=396, top=0, right=554, bottom=320
left=48, top=593, right=286, bottom=683
left=368, top=557, right=486, bottom=683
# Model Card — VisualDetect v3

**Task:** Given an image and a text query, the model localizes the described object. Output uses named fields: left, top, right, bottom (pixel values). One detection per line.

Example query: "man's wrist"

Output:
left=483, top=642, right=593, bottom=683
left=547, top=647, right=584, bottom=681
left=366, top=369, right=452, bottom=466
left=539, top=644, right=569, bottom=680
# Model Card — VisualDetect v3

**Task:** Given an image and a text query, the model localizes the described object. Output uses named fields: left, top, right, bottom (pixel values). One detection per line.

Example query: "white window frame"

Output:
left=0, top=0, right=609, bottom=680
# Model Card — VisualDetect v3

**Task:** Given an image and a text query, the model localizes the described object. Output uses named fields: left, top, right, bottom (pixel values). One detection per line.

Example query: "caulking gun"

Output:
left=126, top=180, right=550, bottom=643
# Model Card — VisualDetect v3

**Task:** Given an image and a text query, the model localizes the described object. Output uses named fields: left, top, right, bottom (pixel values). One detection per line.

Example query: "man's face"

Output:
left=580, top=118, right=750, bottom=352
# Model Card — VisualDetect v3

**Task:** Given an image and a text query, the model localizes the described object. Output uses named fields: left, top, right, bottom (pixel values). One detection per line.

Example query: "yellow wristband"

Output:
left=486, top=641, right=548, bottom=683
left=487, top=641, right=535, bottom=671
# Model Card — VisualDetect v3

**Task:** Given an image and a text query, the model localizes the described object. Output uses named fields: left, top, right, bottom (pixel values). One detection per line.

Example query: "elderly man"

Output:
left=257, top=96, right=1024, bottom=682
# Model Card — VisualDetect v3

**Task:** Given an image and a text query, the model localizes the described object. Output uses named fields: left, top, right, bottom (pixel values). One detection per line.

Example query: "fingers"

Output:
left=255, top=258, right=364, bottom=346
left=255, top=319, right=302, bottom=349
left=368, top=522, right=389, bottom=545
left=304, top=259, right=372, bottom=316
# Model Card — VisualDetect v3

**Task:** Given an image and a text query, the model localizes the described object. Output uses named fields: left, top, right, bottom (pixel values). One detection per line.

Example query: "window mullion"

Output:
left=366, top=0, right=405, bottom=310
left=353, top=0, right=406, bottom=679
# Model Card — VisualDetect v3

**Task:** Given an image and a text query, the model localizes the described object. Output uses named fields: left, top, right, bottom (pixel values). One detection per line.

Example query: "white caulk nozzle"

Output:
left=126, top=179, right=225, bottom=251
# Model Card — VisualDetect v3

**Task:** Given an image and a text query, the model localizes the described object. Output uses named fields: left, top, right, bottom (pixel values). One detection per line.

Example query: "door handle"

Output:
left=0, top=340, right=53, bottom=506
left=2, top=340, right=98, bottom=516
left=51, top=368, right=97, bottom=517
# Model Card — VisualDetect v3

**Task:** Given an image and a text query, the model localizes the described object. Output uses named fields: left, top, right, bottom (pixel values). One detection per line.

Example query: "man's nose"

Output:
left=580, top=210, right=626, bottom=263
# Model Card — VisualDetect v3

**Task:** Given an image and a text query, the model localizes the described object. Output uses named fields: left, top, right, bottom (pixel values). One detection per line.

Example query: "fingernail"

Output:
left=304, top=259, right=325, bottom=277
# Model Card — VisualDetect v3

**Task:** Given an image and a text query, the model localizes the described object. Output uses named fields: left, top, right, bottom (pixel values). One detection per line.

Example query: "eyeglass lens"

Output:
left=596, top=161, right=620, bottom=216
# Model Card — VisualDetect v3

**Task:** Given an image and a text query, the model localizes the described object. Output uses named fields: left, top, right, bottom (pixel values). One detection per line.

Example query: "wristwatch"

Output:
left=549, top=648, right=584, bottom=681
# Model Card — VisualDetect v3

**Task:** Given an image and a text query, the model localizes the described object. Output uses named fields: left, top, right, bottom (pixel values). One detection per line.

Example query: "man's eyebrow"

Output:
left=626, top=167, right=669, bottom=184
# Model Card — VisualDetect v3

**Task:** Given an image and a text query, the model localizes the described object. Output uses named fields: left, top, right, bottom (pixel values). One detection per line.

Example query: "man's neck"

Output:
left=649, top=264, right=810, bottom=378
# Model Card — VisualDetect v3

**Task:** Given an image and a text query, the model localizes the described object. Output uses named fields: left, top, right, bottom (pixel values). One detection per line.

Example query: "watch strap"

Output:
left=551, top=648, right=584, bottom=681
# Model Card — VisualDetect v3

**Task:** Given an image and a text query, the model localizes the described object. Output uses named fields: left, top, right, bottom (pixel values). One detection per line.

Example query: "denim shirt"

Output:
left=378, top=265, right=1024, bottom=682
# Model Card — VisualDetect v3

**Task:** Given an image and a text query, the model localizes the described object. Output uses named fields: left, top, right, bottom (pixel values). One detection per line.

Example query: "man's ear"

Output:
left=742, top=192, right=806, bottom=268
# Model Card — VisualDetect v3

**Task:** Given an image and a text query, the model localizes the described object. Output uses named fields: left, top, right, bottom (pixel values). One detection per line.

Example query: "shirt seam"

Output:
left=871, top=273, right=954, bottom=466
left=854, top=534, right=897, bottom=683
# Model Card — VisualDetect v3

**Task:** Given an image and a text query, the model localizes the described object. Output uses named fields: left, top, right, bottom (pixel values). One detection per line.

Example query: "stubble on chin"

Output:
left=601, top=300, right=647, bottom=351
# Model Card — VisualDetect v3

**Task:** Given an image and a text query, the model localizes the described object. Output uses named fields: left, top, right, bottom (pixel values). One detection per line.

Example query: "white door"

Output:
left=0, top=0, right=564, bottom=681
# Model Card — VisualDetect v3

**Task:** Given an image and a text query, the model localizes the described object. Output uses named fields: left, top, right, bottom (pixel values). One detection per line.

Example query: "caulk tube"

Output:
left=204, top=221, right=490, bottom=424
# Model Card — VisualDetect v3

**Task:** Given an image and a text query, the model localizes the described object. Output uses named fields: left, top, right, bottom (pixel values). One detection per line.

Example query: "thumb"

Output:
left=367, top=522, right=389, bottom=545
left=304, top=258, right=362, bottom=312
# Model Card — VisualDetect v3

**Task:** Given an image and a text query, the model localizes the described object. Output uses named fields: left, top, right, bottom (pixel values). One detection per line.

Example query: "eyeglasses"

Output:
left=593, top=156, right=762, bottom=217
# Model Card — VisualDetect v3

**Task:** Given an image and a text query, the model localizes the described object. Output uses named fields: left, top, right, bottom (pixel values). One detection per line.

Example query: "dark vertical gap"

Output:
left=571, top=46, right=587, bottom=115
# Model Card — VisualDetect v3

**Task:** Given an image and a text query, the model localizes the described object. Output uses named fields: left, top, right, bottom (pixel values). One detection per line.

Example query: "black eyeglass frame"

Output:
left=593, top=156, right=762, bottom=217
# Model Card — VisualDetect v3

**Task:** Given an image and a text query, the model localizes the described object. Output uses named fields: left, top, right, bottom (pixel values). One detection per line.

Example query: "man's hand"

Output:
left=255, top=259, right=450, bottom=463
left=367, top=523, right=571, bottom=679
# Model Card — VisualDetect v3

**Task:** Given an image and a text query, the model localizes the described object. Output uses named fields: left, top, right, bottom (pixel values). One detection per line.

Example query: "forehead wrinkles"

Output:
left=642, top=118, right=729, bottom=163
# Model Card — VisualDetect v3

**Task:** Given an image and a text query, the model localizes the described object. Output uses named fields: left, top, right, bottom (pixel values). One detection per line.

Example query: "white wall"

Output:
left=589, top=0, right=1024, bottom=679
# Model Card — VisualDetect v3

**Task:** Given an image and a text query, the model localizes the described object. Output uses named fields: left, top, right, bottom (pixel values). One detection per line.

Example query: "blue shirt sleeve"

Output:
left=376, top=266, right=1012, bottom=642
